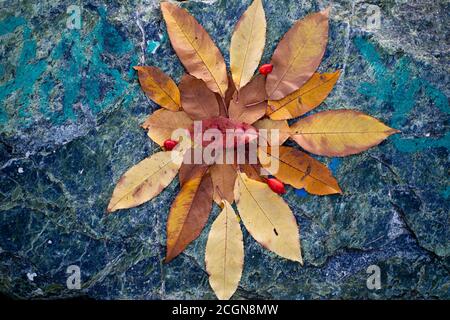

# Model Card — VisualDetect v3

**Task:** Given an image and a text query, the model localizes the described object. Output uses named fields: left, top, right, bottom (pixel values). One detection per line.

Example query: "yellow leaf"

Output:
left=134, top=66, right=180, bottom=111
left=161, top=2, right=228, bottom=97
left=258, top=146, right=341, bottom=195
left=107, top=150, right=184, bottom=213
left=253, top=118, right=290, bottom=146
left=230, top=0, right=266, bottom=90
left=205, top=200, right=244, bottom=300
left=266, top=8, right=330, bottom=100
left=166, top=167, right=213, bottom=262
left=141, top=109, right=193, bottom=146
left=234, top=172, right=302, bottom=263
left=290, top=110, right=400, bottom=156
left=267, top=71, right=340, bottom=120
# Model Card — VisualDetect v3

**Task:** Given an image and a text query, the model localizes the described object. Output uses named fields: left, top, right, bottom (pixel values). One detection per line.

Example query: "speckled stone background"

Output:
left=0, top=0, right=448, bottom=299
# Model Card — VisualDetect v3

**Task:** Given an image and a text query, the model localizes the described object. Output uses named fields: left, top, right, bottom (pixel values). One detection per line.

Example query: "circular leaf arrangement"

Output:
left=107, top=1, right=399, bottom=300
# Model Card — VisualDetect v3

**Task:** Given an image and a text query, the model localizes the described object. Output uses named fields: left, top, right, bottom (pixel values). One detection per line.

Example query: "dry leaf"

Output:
left=141, top=109, right=192, bottom=146
left=266, top=8, right=330, bottom=100
left=258, top=146, right=341, bottom=195
left=210, top=164, right=237, bottom=204
left=234, top=172, right=302, bottom=263
left=179, top=74, right=220, bottom=120
left=267, top=71, right=340, bottom=120
left=253, top=118, right=290, bottom=146
left=161, top=2, right=228, bottom=97
left=290, top=110, right=400, bottom=156
left=134, top=66, right=181, bottom=111
left=107, top=150, right=184, bottom=213
left=230, top=0, right=266, bottom=90
left=229, top=74, right=267, bottom=124
left=205, top=200, right=244, bottom=300
left=166, top=166, right=213, bottom=262
left=240, top=163, right=266, bottom=182
left=216, top=74, right=237, bottom=117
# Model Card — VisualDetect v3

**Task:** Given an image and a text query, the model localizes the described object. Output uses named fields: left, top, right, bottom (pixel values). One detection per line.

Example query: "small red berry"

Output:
left=259, top=64, right=273, bottom=75
left=163, top=139, right=178, bottom=151
left=267, top=178, right=286, bottom=194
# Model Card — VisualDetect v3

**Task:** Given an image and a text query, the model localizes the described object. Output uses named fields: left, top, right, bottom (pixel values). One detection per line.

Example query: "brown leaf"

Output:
left=141, top=109, right=192, bottom=146
left=161, top=2, right=228, bottom=97
left=179, top=74, right=220, bottom=120
left=134, top=66, right=181, bottom=111
left=216, top=74, right=236, bottom=117
left=267, top=71, right=340, bottom=120
left=290, top=110, right=400, bottom=156
left=266, top=8, right=330, bottom=100
left=240, top=163, right=266, bottom=182
left=258, top=146, right=342, bottom=195
left=230, top=0, right=266, bottom=90
left=166, top=166, right=213, bottom=262
left=210, top=164, right=237, bottom=204
left=253, top=118, right=290, bottom=146
left=229, top=74, right=267, bottom=124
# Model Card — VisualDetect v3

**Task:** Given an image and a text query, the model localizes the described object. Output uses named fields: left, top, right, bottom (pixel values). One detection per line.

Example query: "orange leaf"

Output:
left=179, top=74, right=220, bottom=120
left=258, top=146, right=341, bottom=195
left=210, top=164, right=237, bottom=204
left=161, top=2, right=228, bottom=97
left=166, top=166, right=213, bottom=262
left=267, top=71, right=340, bottom=120
left=290, top=110, right=400, bottom=156
left=141, top=109, right=192, bottom=146
left=266, top=8, right=330, bottom=100
left=134, top=66, right=181, bottom=111
left=229, top=74, right=266, bottom=124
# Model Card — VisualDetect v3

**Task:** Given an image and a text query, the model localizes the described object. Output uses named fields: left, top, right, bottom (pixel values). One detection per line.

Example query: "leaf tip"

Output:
left=322, top=6, right=332, bottom=17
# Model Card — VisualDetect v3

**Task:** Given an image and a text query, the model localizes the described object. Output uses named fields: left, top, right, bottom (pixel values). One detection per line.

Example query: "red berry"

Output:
left=163, top=139, right=178, bottom=151
left=259, top=64, right=273, bottom=75
left=267, top=178, right=286, bottom=194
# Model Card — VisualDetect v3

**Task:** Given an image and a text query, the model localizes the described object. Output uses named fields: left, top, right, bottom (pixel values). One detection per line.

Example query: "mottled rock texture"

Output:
left=0, top=0, right=448, bottom=299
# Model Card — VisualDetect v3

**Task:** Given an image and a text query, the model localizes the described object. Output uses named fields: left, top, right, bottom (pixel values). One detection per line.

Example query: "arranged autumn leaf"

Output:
left=253, top=118, right=290, bottom=146
left=230, top=0, right=266, bottom=90
left=266, top=8, right=330, bottom=100
left=205, top=200, right=244, bottom=300
left=110, top=1, right=400, bottom=301
left=161, top=2, right=228, bottom=97
left=234, top=172, right=302, bottom=263
left=107, top=150, right=184, bottom=213
left=267, top=71, right=341, bottom=120
left=134, top=66, right=181, bottom=111
left=179, top=74, right=220, bottom=120
left=290, top=110, right=400, bottom=156
left=166, top=166, right=213, bottom=262
left=229, top=74, right=267, bottom=124
left=258, top=146, right=341, bottom=195
left=141, top=109, right=192, bottom=146
left=210, top=164, right=237, bottom=204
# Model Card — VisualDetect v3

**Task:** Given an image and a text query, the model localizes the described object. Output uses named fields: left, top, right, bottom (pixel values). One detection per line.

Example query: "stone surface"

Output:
left=0, top=0, right=448, bottom=299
